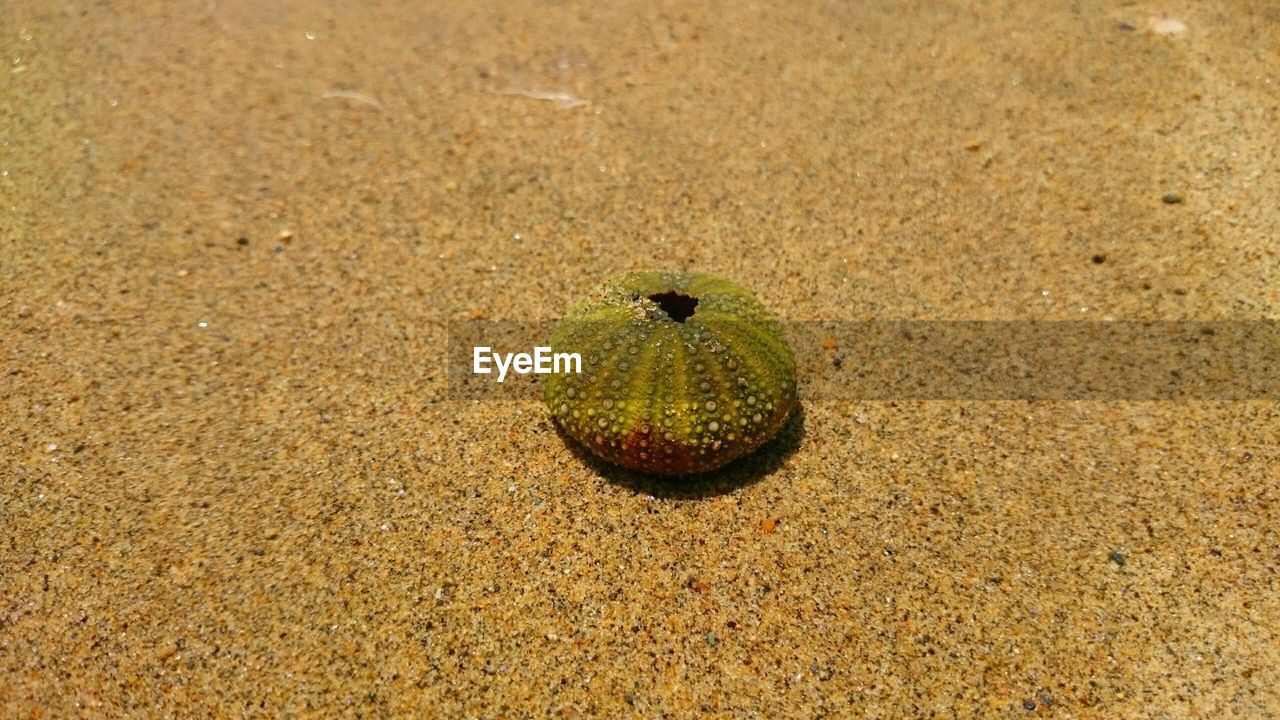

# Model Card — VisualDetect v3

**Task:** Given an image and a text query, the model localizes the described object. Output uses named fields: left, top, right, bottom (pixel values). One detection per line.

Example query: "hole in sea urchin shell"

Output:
left=648, top=291, right=698, bottom=323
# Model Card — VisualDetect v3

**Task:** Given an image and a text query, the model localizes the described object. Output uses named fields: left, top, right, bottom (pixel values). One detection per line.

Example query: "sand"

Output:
left=3, top=0, right=1278, bottom=717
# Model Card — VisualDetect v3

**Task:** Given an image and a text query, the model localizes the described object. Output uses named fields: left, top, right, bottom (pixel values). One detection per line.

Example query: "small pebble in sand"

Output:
left=1149, top=15, right=1187, bottom=35
left=1109, top=550, right=1127, bottom=566
left=1162, top=192, right=1183, bottom=204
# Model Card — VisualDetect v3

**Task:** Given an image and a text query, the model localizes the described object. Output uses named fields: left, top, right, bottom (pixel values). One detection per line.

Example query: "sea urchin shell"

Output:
left=545, top=270, right=797, bottom=475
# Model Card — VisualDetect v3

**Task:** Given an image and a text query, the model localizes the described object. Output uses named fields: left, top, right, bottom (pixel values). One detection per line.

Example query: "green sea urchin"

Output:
left=545, top=270, right=797, bottom=475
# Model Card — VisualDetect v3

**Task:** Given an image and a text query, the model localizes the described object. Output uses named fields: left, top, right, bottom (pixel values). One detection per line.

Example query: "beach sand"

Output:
left=3, top=0, right=1277, bottom=716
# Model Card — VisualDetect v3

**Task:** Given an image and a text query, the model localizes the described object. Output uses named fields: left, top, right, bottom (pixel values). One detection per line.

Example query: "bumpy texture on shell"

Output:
left=545, top=270, right=797, bottom=475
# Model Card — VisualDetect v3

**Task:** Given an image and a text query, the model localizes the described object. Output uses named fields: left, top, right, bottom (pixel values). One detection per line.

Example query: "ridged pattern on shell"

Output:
left=545, top=270, right=797, bottom=475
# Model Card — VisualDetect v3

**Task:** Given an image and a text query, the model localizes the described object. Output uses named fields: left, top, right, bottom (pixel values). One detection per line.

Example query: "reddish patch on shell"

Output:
left=555, top=398, right=795, bottom=475
left=607, top=423, right=702, bottom=475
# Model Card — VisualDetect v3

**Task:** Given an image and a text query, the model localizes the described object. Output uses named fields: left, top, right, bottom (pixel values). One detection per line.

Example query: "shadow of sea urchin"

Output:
left=545, top=270, right=797, bottom=475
